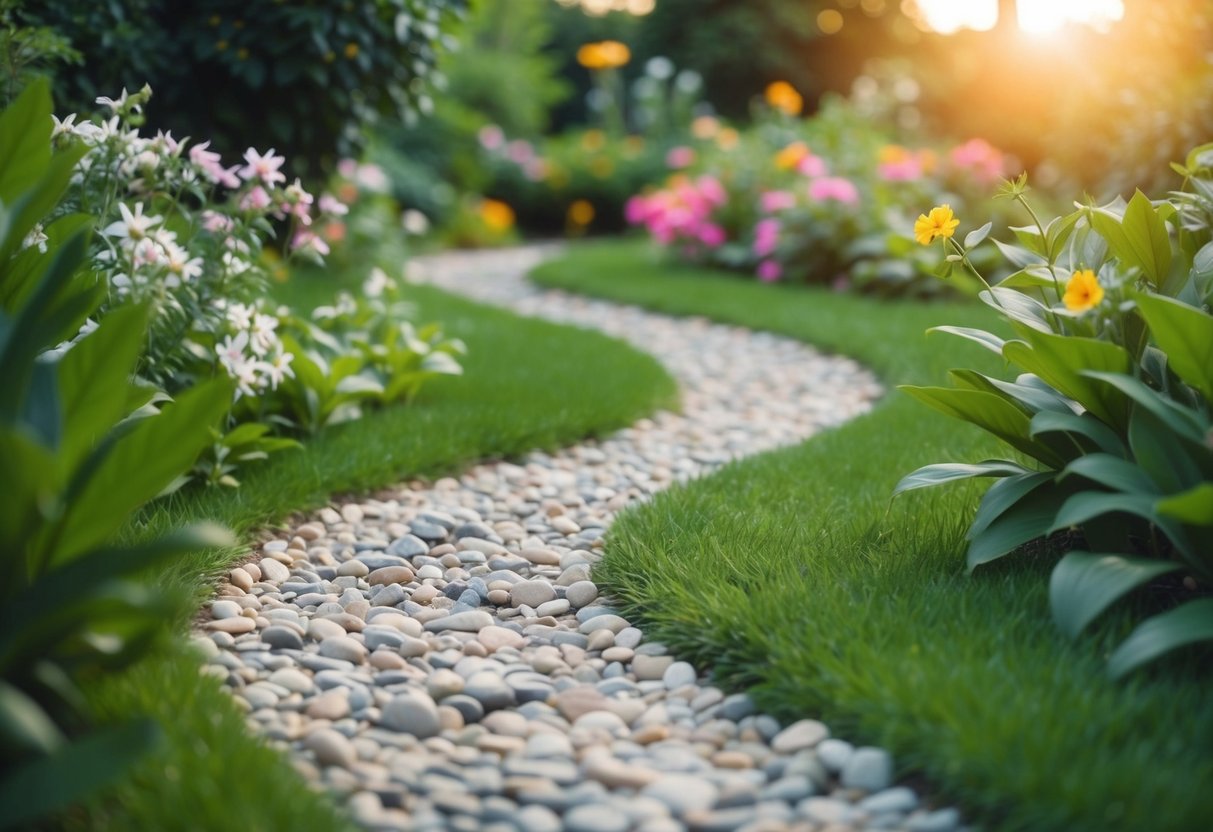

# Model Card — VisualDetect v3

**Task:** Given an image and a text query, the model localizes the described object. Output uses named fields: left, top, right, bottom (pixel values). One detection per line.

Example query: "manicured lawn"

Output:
left=531, top=240, right=1213, bottom=832
left=74, top=259, right=678, bottom=832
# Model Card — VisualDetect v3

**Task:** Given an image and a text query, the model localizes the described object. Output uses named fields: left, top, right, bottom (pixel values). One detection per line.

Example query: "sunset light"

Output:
left=905, top=0, right=1125, bottom=34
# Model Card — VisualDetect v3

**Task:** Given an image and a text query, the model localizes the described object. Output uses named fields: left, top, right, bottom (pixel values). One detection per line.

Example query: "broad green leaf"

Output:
left=53, top=379, right=231, bottom=565
left=1083, top=370, right=1207, bottom=445
left=1050, top=552, right=1182, bottom=638
left=0, top=718, right=160, bottom=829
left=1117, top=190, right=1173, bottom=288
left=926, top=325, right=1004, bottom=354
left=0, top=681, right=64, bottom=756
left=1003, top=329, right=1131, bottom=431
left=992, top=239, right=1046, bottom=270
left=0, top=144, right=89, bottom=266
left=1049, top=491, right=1180, bottom=556
left=1135, top=293, right=1213, bottom=405
left=0, top=78, right=52, bottom=203
left=1126, top=405, right=1206, bottom=495
left=0, top=431, right=56, bottom=582
left=900, top=385, right=1063, bottom=467
left=1060, top=453, right=1161, bottom=495
left=893, top=460, right=1034, bottom=496
left=981, top=287, right=1052, bottom=331
left=1156, top=484, right=1213, bottom=526
left=996, top=267, right=1058, bottom=292
left=1108, top=598, right=1213, bottom=678
left=965, top=222, right=993, bottom=249
left=219, top=422, right=272, bottom=447
left=1030, top=410, right=1127, bottom=456
left=967, top=477, right=1067, bottom=570
left=1010, top=224, right=1047, bottom=256
left=1045, top=210, right=1084, bottom=258
left=970, top=470, right=1056, bottom=538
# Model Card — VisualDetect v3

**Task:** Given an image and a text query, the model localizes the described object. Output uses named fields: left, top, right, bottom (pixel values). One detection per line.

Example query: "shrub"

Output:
left=0, top=79, right=232, bottom=829
left=896, top=150, right=1213, bottom=676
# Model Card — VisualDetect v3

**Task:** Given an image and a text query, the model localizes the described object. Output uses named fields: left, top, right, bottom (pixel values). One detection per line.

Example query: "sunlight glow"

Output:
left=903, top=0, right=1125, bottom=34
left=1017, top=0, right=1124, bottom=34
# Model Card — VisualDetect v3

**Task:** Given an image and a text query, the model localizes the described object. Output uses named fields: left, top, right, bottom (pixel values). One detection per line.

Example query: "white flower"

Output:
left=217, top=331, right=258, bottom=398
left=249, top=313, right=280, bottom=356
left=363, top=267, right=392, bottom=298
left=222, top=251, right=251, bottom=275
left=103, top=202, right=162, bottom=242
left=96, top=89, right=132, bottom=113
left=164, top=241, right=203, bottom=282
left=645, top=56, right=675, bottom=80
left=258, top=350, right=295, bottom=389
left=22, top=224, right=48, bottom=253
left=130, top=237, right=164, bottom=269
left=71, top=121, right=104, bottom=144
left=225, top=302, right=255, bottom=331
left=51, top=113, right=78, bottom=139
left=402, top=209, right=430, bottom=235
left=238, top=147, right=286, bottom=186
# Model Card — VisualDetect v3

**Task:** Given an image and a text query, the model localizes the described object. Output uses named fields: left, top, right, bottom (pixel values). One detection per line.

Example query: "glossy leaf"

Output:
left=1060, top=453, right=1161, bottom=495
left=967, top=477, right=1067, bottom=571
left=1156, top=484, right=1213, bottom=526
left=1107, top=598, right=1213, bottom=678
left=893, top=460, right=1034, bottom=496
left=927, top=326, right=1005, bottom=355
left=1083, top=370, right=1207, bottom=446
left=1135, top=293, right=1213, bottom=405
left=900, top=385, right=1063, bottom=466
left=1003, top=330, right=1132, bottom=431
left=1049, top=552, right=1182, bottom=638
left=969, top=471, right=1055, bottom=538
left=1029, top=410, right=1126, bottom=457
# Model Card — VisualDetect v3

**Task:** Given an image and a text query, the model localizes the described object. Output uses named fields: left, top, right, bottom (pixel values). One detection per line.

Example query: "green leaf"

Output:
left=1083, top=370, right=1207, bottom=446
left=1060, top=453, right=1160, bottom=495
left=1029, top=410, right=1127, bottom=456
left=0, top=681, right=64, bottom=756
left=1049, top=552, right=1183, bottom=638
left=981, top=287, right=1052, bottom=331
left=53, top=379, right=231, bottom=565
left=0, top=718, right=160, bottom=829
left=967, top=476, right=1066, bottom=570
left=1156, top=484, right=1213, bottom=526
left=1107, top=598, right=1213, bottom=678
left=964, top=221, right=993, bottom=249
left=0, top=77, right=52, bottom=203
left=893, top=460, right=1034, bottom=496
left=1050, top=490, right=1163, bottom=534
left=900, top=385, right=1064, bottom=467
left=1126, top=405, right=1206, bottom=496
left=1003, top=329, right=1132, bottom=431
left=1091, top=192, right=1173, bottom=288
left=969, top=471, right=1057, bottom=538
left=1134, top=293, right=1213, bottom=405
left=928, top=326, right=1005, bottom=355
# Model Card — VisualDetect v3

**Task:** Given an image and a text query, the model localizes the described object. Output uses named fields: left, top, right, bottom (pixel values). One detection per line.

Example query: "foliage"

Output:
left=625, top=93, right=1014, bottom=295
left=10, top=0, right=467, bottom=173
left=0, top=79, right=232, bottom=829
left=0, top=0, right=80, bottom=106
left=896, top=148, right=1213, bottom=676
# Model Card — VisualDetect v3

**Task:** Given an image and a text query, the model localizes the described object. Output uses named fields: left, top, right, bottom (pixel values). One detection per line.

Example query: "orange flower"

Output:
left=479, top=198, right=515, bottom=232
left=1063, top=269, right=1105, bottom=312
left=577, top=40, right=630, bottom=70
left=691, top=115, right=720, bottom=139
left=879, top=144, right=913, bottom=165
left=774, top=141, right=810, bottom=171
left=568, top=199, right=595, bottom=226
left=913, top=204, right=960, bottom=245
left=764, top=81, right=803, bottom=116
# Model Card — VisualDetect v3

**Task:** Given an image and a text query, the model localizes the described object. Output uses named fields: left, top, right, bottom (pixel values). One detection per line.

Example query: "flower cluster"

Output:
left=625, top=175, right=727, bottom=253
left=214, top=301, right=295, bottom=399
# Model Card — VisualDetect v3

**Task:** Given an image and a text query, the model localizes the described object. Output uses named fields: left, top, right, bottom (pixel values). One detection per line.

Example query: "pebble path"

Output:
left=192, top=246, right=966, bottom=832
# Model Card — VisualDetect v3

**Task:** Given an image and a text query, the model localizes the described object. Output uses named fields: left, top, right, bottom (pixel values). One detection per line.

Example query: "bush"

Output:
left=10, top=0, right=467, bottom=173
left=896, top=149, right=1213, bottom=676
left=0, top=79, right=232, bottom=829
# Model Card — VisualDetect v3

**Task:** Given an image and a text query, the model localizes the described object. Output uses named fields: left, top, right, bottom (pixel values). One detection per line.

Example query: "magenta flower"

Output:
left=753, top=218, right=781, bottom=257
left=877, top=158, right=923, bottom=182
left=507, top=140, right=535, bottom=165
left=757, top=260, right=783, bottom=282
left=698, top=223, right=726, bottom=247
left=239, top=147, right=287, bottom=186
left=291, top=229, right=330, bottom=257
left=759, top=190, right=796, bottom=213
left=797, top=153, right=828, bottom=178
left=950, top=138, right=1005, bottom=184
left=808, top=176, right=860, bottom=205
left=696, top=176, right=727, bottom=206
left=665, top=146, right=697, bottom=169
left=240, top=186, right=272, bottom=212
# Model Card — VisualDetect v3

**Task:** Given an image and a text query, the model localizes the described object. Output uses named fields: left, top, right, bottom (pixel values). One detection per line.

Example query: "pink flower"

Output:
left=753, top=218, right=781, bottom=257
left=239, top=147, right=287, bottom=186
left=291, top=230, right=330, bottom=256
left=808, top=176, right=860, bottom=205
left=201, top=210, right=234, bottom=233
left=878, top=157, right=923, bottom=182
left=797, top=153, right=828, bottom=178
left=665, top=146, right=697, bottom=169
left=698, top=223, right=726, bottom=247
left=478, top=124, right=505, bottom=151
left=355, top=163, right=389, bottom=192
left=318, top=194, right=349, bottom=216
left=757, top=260, right=783, bottom=282
left=625, top=195, right=651, bottom=225
left=190, top=141, right=241, bottom=188
left=524, top=159, right=548, bottom=182
left=950, top=138, right=1005, bottom=184
left=696, top=176, right=726, bottom=206
left=507, top=140, right=534, bottom=165
left=759, top=190, right=796, bottom=213
left=240, top=186, right=272, bottom=212
left=337, top=158, right=358, bottom=178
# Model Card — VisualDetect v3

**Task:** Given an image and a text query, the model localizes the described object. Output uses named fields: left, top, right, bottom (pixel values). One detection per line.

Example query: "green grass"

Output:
left=531, top=240, right=1213, bottom=832
left=74, top=260, right=677, bottom=832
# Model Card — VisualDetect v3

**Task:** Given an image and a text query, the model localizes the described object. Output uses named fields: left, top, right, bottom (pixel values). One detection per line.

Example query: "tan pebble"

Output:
left=216, top=586, right=246, bottom=597
left=369, top=612, right=423, bottom=637
left=308, top=618, right=347, bottom=640
left=319, top=507, right=342, bottom=526
left=320, top=612, right=365, bottom=633
left=341, top=505, right=363, bottom=524
left=369, top=650, right=406, bottom=670
left=297, top=523, right=325, bottom=541
left=606, top=698, right=646, bottom=726
left=586, top=630, right=615, bottom=652
left=286, top=547, right=308, bottom=563
left=437, top=705, right=465, bottom=732
left=486, top=589, right=510, bottom=606
left=243, top=562, right=262, bottom=581
left=463, top=641, right=488, bottom=657
left=411, top=585, right=439, bottom=604
left=602, top=646, right=634, bottom=663
left=711, top=750, right=753, bottom=769
left=265, top=549, right=293, bottom=565
left=337, top=560, right=370, bottom=578
left=553, top=687, right=608, bottom=722
left=205, top=617, right=255, bottom=634
left=344, top=600, right=370, bottom=620
left=311, top=548, right=336, bottom=566
left=520, top=548, right=562, bottom=566
left=368, top=565, right=415, bottom=585
left=429, top=543, right=457, bottom=557
left=633, top=724, right=670, bottom=745
left=229, top=567, right=253, bottom=591
left=307, top=690, right=351, bottom=720
left=478, top=625, right=525, bottom=652
left=478, top=734, right=526, bottom=755
left=551, top=517, right=580, bottom=535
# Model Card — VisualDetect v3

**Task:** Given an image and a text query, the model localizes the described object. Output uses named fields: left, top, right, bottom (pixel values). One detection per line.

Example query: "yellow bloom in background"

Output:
left=1063, top=269, right=1105, bottom=312
left=691, top=115, right=720, bottom=139
left=581, top=129, right=606, bottom=151
left=914, top=204, right=960, bottom=245
left=879, top=144, right=912, bottom=165
left=716, top=127, right=740, bottom=151
left=344, top=42, right=360, bottom=59
left=590, top=156, right=615, bottom=178
left=479, top=198, right=515, bottom=232
left=623, top=135, right=645, bottom=156
left=764, top=81, right=804, bottom=116
left=577, top=40, right=630, bottom=70
left=775, top=141, right=810, bottom=171
left=568, top=199, right=595, bottom=226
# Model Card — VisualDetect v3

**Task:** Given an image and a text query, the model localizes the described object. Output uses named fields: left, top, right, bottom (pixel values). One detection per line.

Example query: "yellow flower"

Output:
left=691, top=115, right=720, bottom=139
left=590, top=157, right=615, bottom=178
left=774, top=141, right=810, bottom=171
left=581, top=129, right=606, bottom=151
left=914, top=204, right=960, bottom=245
left=344, top=42, right=360, bottom=59
left=577, top=40, right=630, bottom=70
left=479, top=199, right=515, bottom=232
left=568, top=200, right=595, bottom=226
left=764, top=81, right=803, bottom=116
left=879, top=144, right=912, bottom=165
left=1063, top=269, right=1105, bottom=312
left=716, top=127, right=740, bottom=151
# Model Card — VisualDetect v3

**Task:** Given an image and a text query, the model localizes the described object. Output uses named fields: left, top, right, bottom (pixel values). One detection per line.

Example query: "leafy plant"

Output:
left=0, top=80, right=232, bottom=828
left=895, top=154, right=1213, bottom=677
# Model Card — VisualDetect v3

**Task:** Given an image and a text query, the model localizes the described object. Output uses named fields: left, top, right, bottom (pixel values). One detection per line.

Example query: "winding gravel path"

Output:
left=193, top=246, right=966, bottom=832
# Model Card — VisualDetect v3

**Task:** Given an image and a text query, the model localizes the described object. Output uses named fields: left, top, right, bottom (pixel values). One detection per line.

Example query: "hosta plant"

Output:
left=895, top=152, right=1213, bottom=677
left=0, top=80, right=232, bottom=828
